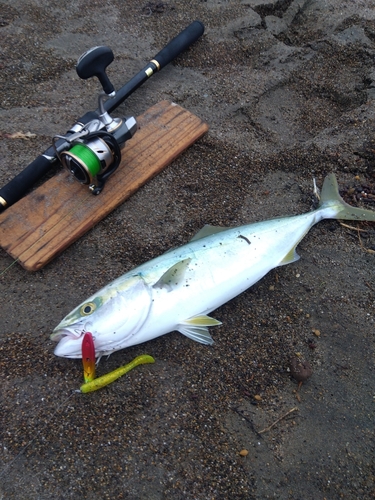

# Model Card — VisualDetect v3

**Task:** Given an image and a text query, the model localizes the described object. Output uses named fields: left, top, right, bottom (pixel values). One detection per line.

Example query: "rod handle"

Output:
left=152, top=20, right=204, bottom=70
left=0, top=155, right=54, bottom=212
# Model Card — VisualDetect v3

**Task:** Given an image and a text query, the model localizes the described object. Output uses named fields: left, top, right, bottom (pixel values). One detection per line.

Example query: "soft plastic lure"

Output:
left=81, top=332, right=96, bottom=383
left=80, top=354, right=155, bottom=393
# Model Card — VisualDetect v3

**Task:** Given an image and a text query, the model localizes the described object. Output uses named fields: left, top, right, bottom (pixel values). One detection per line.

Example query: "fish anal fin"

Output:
left=182, top=315, right=222, bottom=327
left=177, top=325, right=214, bottom=345
left=153, top=258, right=192, bottom=291
left=177, top=315, right=221, bottom=345
left=278, top=247, right=300, bottom=266
left=190, top=225, right=229, bottom=242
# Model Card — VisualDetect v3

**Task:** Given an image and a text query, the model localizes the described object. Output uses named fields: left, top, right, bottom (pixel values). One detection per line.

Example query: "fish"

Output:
left=51, top=173, right=375, bottom=359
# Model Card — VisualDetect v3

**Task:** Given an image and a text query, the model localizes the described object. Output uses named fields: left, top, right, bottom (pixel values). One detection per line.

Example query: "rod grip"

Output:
left=0, top=155, right=54, bottom=212
left=152, top=20, right=204, bottom=70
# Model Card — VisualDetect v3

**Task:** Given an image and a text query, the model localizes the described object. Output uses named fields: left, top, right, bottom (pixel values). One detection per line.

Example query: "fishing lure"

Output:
left=81, top=332, right=96, bottom=383
left=80, top=354, right=155, bottom=393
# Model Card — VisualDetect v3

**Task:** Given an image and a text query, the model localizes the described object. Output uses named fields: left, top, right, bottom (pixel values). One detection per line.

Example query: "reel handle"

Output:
left=76, top=46, right=115, bottom=95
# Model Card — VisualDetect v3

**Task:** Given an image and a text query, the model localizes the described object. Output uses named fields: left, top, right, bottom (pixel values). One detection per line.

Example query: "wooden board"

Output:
left=0, top=101, right=208, bottom=271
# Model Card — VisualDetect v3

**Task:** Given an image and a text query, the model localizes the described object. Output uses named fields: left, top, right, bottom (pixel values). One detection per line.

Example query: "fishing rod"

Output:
left=0, top=20, right=204, bottom=211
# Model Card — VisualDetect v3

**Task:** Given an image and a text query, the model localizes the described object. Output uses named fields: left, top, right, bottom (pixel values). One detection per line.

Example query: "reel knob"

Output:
left=76, top=46, right=115, bottom=95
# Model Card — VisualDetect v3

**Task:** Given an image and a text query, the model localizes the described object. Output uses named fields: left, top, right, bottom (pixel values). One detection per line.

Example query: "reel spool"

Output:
left=59, top=130, right=121, bottom=195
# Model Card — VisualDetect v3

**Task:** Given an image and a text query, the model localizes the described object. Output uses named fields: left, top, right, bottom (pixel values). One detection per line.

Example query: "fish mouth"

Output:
left=53, top=335, right=83, bottom=358
left=51, top=328, right=85, bottom=359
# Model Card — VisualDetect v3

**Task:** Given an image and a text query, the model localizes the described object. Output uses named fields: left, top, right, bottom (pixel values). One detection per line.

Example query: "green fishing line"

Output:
left=69, top=143, right=101, bottom=177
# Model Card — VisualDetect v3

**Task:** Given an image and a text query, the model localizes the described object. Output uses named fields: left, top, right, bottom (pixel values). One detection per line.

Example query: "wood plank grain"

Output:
left=0, top=101, right=208, bottom=271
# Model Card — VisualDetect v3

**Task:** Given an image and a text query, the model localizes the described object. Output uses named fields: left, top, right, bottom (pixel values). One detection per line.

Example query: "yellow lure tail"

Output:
left=80, top=354, right=155, bottom=393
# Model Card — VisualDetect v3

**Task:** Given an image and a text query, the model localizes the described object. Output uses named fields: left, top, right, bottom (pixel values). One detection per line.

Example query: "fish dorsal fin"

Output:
left=177, top=315, right=221, bottom=344
left=278, top=247, right=300, bottom=266
left=190, top=224, right=229, bottom=242
left=153, top=258, right=191, bottom=291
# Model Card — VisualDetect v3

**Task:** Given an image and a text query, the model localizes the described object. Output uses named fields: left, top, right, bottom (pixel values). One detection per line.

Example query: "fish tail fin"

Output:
left=319, top=173, right=375, bottom=221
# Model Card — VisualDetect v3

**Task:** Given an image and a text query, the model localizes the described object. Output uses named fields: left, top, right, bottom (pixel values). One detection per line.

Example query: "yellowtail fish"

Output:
left=51, top=174, right=375, bottom=359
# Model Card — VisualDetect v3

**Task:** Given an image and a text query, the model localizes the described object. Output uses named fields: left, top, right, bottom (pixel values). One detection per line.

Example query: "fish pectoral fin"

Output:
left=278, top=246, right=300, bottom=266
left=190, top=224, right=229, bottom=242
left=153, top=258, right=192, bottom=292
left=177, top=315, right=221, bottom=345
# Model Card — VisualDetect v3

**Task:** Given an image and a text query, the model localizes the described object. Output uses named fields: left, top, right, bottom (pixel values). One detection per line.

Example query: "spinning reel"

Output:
left=54, top=46, right=137, bottom=194
left=0, top=21, right=205, bottom=211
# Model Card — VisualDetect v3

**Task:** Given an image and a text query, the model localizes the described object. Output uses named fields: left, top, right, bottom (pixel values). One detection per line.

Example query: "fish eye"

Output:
left=80, top=302, right=96, bottom=316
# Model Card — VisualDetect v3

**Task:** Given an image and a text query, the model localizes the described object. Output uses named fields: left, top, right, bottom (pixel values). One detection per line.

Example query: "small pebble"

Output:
left=254, top=394, right=262, bottom=401
left=290, top=357, right=313, bottom=383
left=239, top=449, right=249, bottom=457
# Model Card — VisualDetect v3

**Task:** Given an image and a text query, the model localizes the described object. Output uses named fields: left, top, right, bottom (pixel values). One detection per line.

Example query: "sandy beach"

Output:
left=1, top=0, right=375, bottom=498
